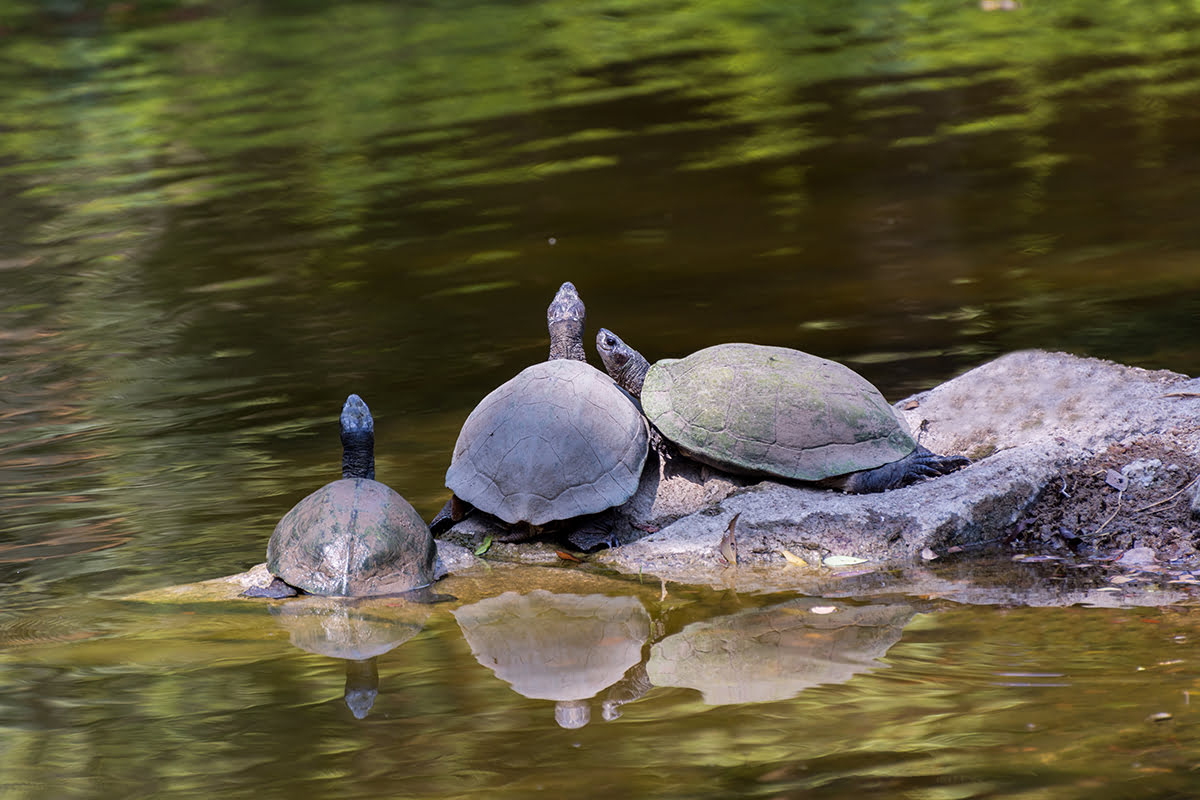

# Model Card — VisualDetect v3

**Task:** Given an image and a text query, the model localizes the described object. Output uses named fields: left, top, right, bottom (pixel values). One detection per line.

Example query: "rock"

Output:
left=1121, top=459, right=1164, bottom=488
left=430, top=349, right=1200, bottom=586
left=592, top=350, right=1200, bottom=583
left=620, top=454, right=752, bottom=532
left=1116, top=546, right=1158, bottom=567
left=1188, top=481, right=1200, bottom=520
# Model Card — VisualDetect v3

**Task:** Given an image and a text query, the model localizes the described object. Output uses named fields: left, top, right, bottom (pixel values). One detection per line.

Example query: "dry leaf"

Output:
left=555, top=550, right=584, bottom=563
left=1105, top=469, right=1128, bottom=491
left=719, top=513, right=739, bottom=566
left=920, top=548, right=938, bottom=561
left=781, top=549, right=808, bottom=567
left=824, top=555, right=867, bottom=567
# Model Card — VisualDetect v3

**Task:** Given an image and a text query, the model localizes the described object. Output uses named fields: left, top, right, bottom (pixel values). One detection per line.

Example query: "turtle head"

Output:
left=547, top=281, right=587, bottom=362
left=340, top=393, right=376, bottom=480
left=595, top=328, right=650, bottom=398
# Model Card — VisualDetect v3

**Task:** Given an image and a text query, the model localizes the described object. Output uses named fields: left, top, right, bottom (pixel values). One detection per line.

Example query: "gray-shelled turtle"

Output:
left=441, top=284, right=648, bottom=537
left=595, top=331, right=968, bottom=492
left=246, top=394, right=440, bottom=599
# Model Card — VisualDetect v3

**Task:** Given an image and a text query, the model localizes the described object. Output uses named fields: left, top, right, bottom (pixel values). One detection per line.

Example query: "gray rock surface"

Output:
left=595, top=350, right=1200, bottom=582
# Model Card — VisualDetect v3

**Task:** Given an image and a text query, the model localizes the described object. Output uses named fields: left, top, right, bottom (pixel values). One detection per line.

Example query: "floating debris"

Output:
left=718, top=514, right=739, bottom=566
left=780, top=548, right=808, bottom=567
left=824, top=555, right=867, bottom=567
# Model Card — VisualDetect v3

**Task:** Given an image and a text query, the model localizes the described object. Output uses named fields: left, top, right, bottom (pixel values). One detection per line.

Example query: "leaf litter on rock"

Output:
left=718, top=513, right=739, bottom=566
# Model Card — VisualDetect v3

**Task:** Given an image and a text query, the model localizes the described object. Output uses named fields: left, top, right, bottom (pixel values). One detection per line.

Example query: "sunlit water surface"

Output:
left=3, top=0, right=1200, bottom=796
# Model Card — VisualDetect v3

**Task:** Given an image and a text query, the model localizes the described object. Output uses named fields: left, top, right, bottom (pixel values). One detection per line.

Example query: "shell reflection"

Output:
left=270, top=597, right=432, bottom=719
left=648, top=599, right=916, bottom=705
left=453, top=590, right=650, bottom=728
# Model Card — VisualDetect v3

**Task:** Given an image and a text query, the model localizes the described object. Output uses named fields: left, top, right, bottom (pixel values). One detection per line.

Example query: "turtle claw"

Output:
left=935, top=454, right=972, bottom=474
left=842, top=446, right=970, bottom=493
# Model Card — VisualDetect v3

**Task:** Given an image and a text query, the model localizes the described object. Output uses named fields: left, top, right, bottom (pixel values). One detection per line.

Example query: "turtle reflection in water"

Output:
left=271, top=597, right=431, bottom=719
left=453, top=590, right=650, bottom=728
left=647, top=599, right=916, bottom=705
left=248, top=393, right=441, bottom=599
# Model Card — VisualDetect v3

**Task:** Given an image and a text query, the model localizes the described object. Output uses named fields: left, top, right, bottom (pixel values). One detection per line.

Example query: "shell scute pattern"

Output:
left=268, top=478, right=436, bottom=596
left=446, top=359, right=648, bottom=525
left=642, top=344, right=914, bottom=481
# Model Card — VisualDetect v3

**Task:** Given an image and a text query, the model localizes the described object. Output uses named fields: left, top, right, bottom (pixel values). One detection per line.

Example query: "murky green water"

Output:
left=3, top=0, right=1200, bottom=796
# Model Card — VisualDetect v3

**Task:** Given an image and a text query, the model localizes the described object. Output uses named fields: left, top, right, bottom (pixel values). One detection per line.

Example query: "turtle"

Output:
left=438, top=283, right=649, bottom=541
left=594, top=330, right=969, bottom=493
left=244, top=394, right=440, bottom=599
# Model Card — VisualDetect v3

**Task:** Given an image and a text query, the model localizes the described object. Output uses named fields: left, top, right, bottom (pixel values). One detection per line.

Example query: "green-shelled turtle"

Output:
left=595, top=331, right=968, bottom=492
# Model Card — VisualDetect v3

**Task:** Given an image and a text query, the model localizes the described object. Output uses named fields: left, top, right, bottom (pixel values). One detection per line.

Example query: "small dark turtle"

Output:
left=595, top=331, right=968, bottom=493
left=245, top=394, right=439, bottom=599
left=438, top=283, right=648, bottom=540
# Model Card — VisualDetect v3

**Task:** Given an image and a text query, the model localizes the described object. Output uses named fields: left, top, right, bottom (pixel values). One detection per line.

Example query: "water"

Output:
left=3, top=0, right=1200, bottom=796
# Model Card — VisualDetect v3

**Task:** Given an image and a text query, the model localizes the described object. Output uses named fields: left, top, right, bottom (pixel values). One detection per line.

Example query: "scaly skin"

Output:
left=595, top=328, right=651, bottom=397
left=547, top=281, right=587, bottom=362
left=340, top=393, right=375, bottom=479
left=835, top=445, right=971, bottom=493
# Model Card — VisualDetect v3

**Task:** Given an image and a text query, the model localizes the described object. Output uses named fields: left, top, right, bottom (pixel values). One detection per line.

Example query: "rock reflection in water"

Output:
left=453, top=590, right=650, bottom=728
left=270, top=598, right=430, bottom=719
left=648, top=599, right=915, bottom=705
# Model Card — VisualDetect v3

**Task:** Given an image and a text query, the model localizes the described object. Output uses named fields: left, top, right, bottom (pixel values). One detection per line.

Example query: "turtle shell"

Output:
left=445, top=359, right=648, bottom=526
left=641, top=343, right=915, bottom=481
left=267, top=478, right=438, bottom=597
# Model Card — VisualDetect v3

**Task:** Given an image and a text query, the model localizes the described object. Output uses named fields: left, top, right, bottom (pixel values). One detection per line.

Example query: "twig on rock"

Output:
left=1134, top=473, right=1200, bottom=513
left=1094, top=489, right=1124, bottom=536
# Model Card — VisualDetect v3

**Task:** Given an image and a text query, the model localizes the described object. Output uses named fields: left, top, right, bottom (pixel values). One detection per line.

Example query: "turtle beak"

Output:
left=596, top=328, right=617, bottom=354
